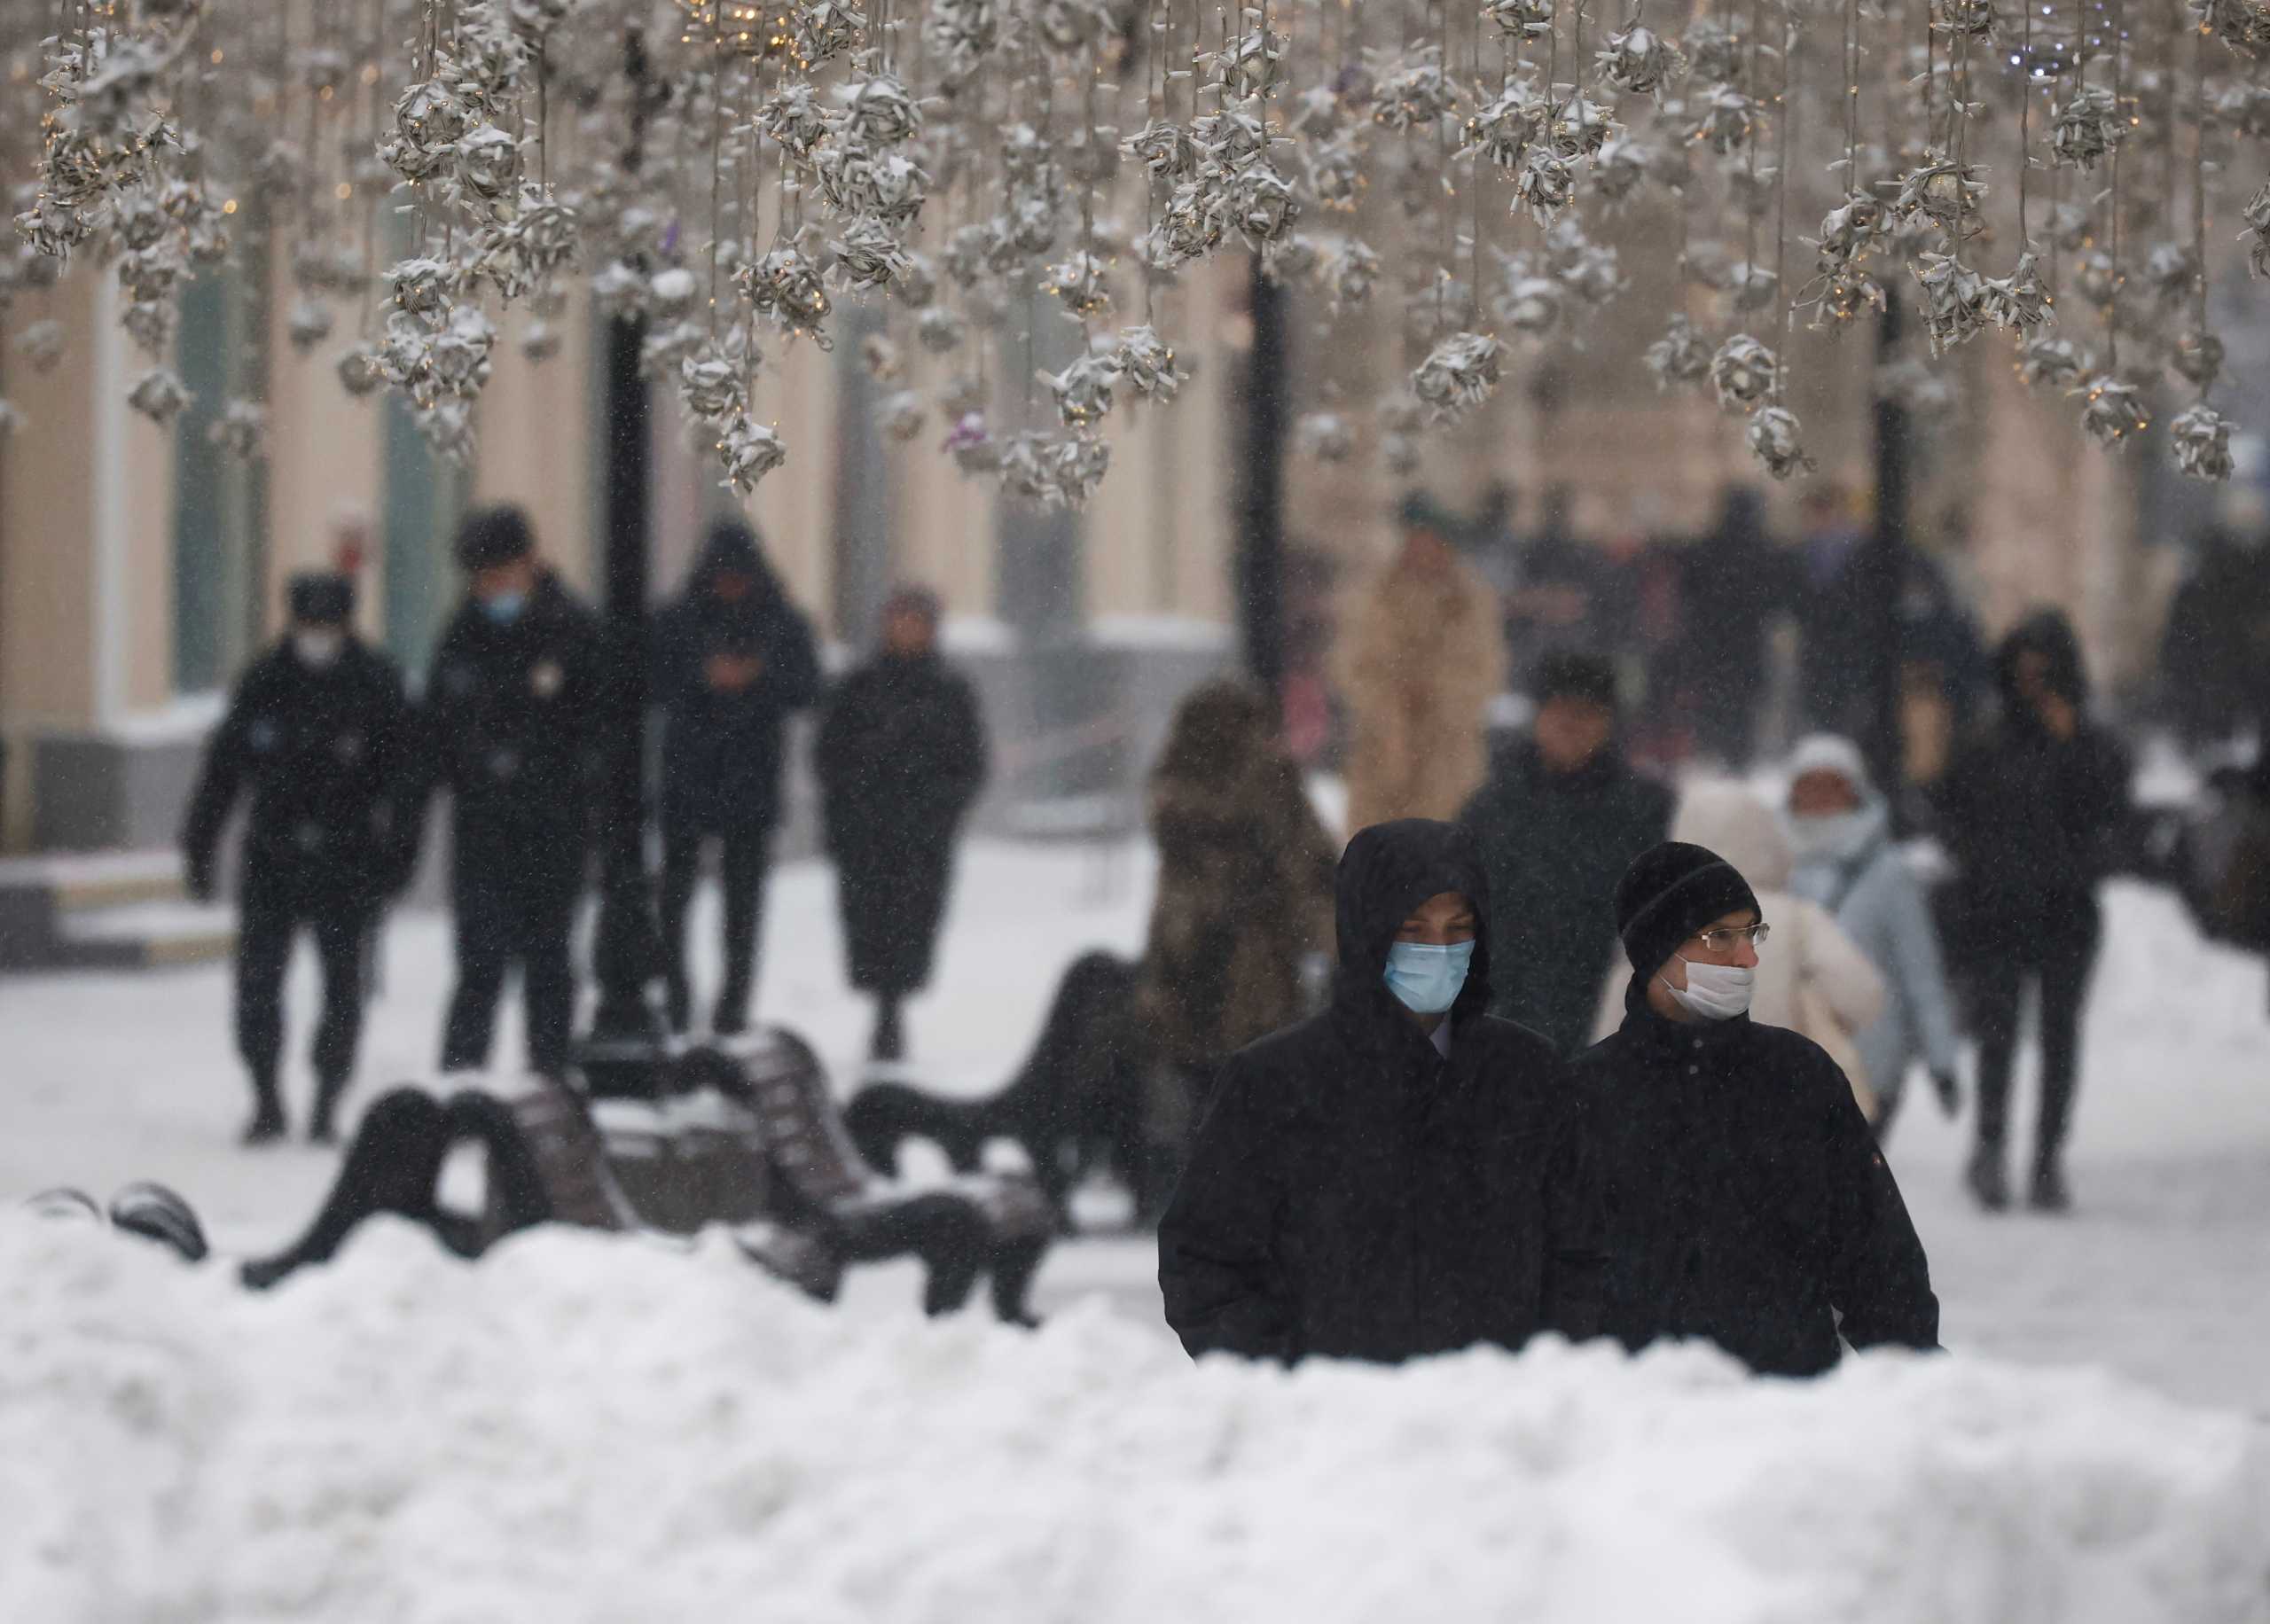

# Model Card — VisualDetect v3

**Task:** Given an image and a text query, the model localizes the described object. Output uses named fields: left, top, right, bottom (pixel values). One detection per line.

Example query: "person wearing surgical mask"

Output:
left=181, top=571, right=414, bottom=1144
left=1565, top=840, right=1940, bottom=1378
left=1159, top=818, right=1604, bottom=1366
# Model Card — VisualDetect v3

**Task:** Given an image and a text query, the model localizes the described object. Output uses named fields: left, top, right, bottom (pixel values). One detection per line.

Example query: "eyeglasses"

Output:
left=1692, top=923, right=1771, bottom=954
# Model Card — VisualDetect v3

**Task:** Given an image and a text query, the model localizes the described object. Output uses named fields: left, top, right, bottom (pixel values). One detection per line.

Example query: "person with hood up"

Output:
left=1784, top=735, right=1963, bottom=1136
left=814, top=586, right=989, bottom=1062
left=1569, top=842, right=1940, bottom=1377
left=1933, top=608, right=2133, bottom=1213
left=1591, top=778, right=1886, bottom=1117
left=1335, top=495, right=1509, bottom=832
left=1460, top=650, right=1673, bottom=1053
left=182, top=572, right=412, bottom=1144
left=651, top=518, right=821, bottom=1035
left=1157, top=819, right=1602, bottom=1365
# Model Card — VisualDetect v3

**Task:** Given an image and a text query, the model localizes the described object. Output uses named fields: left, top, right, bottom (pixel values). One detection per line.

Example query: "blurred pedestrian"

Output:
left=1503, top=485, right=1605, bottom=689
left=1159, top=819, right=1602, bottom=1364
left=651, top=518, right=820, bottom=1035
left=1793, top=484, right=1866, bottom=732
left=2159, top=491, right=2270, bottom=757
left=1935, top=609, right=2133, bottom=1213
left=182, top=572, right=412, bottom=1144
left=1785, top=735, right=1962, bottom=1138
left=1676, top=485, right=1792, bottom=768
left=1335, top=494, right=1508, bottom=831
left=412, top=506, right=607, bottom=1080
left=1460, top=650, right=1672, bottom=1052
left=1598, top=781, right=1886, bottom=1116
left=1133, top=681, right=1337, bottom=1214
left=815, top=586, right=988, bottom=1062
left=1569, top=841, right=1939, bottom=1376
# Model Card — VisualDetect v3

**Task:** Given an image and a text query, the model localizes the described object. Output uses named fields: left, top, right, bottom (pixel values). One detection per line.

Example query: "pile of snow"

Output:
left=5, top=1220, right=2267, bottom=1623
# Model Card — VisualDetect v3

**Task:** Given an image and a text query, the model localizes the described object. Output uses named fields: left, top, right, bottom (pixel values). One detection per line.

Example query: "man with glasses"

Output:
left=1569, top=840, right=1938, bottom=1377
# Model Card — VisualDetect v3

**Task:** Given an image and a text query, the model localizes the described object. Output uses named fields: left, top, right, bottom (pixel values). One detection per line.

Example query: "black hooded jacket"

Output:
left=1157, top=820, right=1603, bottom=1365
left=1569, top=974, right=1940, bottom=1377
left=651, top=523, right=821, bottom=832
left=1936, top=609, right=2132, bottom=919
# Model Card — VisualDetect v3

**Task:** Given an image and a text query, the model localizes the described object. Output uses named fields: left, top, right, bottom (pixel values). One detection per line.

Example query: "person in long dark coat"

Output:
left=1933, top=608, right=2133, bottom=1213
left=650, top=518, right=821, bottom=1035
left=1460, top=650, right=1672, bottom=1052
left=815, top=586, right=988, bottom=1061
left=1676, top=485, right=1793, bottom=768
left=1569, top=840, right=1940, bottom=1378
left=181, top=572, right=412, bottom=1144
left=411, top=507, right=608, bottom=1081
left=1157, top=819, right=1602, bottom=1365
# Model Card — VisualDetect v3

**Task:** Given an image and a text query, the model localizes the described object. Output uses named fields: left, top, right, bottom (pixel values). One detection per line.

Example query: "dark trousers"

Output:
left=659, top=820, right=771, bottom=1029
left=235, top=882, right=372, bottom=1107
left=1972, top=902, right=2102, bottom=1165
left=441, top=855, right=582, bottom=1078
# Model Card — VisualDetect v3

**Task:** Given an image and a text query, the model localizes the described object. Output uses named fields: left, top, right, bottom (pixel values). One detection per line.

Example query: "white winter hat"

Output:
left=1787, top=733, right=1872, bottom=795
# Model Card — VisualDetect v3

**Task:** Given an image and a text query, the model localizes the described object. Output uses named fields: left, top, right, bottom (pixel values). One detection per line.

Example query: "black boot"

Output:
left=2030, top=1155, right=2072, bottom=1213
left=664, top=974, right=693, bottom=1036
left=713, top=986, right=750, bottom=1038
left=1965, top=1144, right=2009, bottom=1212
left=871, top=995, right=904, bottom=1062
left=242, top=1084, right=287, bottom=1147
left=309, top=1074, right=348, bottom=1146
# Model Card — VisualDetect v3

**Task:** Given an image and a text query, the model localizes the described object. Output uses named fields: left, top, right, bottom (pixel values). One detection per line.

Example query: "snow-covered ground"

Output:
left=4, top=838, right=2270, bottom=1618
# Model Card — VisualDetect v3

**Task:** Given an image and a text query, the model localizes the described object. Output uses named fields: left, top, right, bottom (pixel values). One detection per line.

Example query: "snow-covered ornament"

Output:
left=455, top=124, right=522, bottom=202
left=1549, top=92, right=1616, bottom=160
left=521, top=322, right=562, bottom=364
left=387, top=258, right=460, bottom=317
left=1913, top=254, right=1990, bottom=354
left=1597, top=26, right=1687, bottom=98
left=208, top=400, right=266, bottom=462
left=894, top=255, right=940, bottom=309
left=1895, top=154, right=1989, bottom=238
left=1306, top=139, right=1366, bottom=209
left=2072, top=375, right=2150, bottom=446
left=1319, top=238, right=1382, bottom=308
left=1295, top=412, right=1356, bottom=462
left=678, top=347, right=748, bottom=422
left=814, top=147, right=929, bottom=229
left=1709, top=334, right=1779, bottom=410
left=2172, top=329, right=2226, bottom=390
left=2052, top=85, right=2125, bottom=171
left=1498, top=273, right=1564, bottom=336
left=2171, top=402, right=2236, bottom=481
left=1590, top=137, right=1654, bottom=206
left=1978, top=253, right=2055, bottom=331
left=1037, top=355, right=1119, bottom=429
left=942, top=410, right=1000, bottom=473
left=916, top=306, right=967, bottom=355
left=1111, top=325, right=1185, bottom=402
left=795, top=1, right=867, bottom=64
left=837, top=74, right=922, bottom=147
left=1746, top=406, right=1813, bottom=480
left=415, top=401, right=478, bottom=465
left=1462, top=82, right=1551, bottom=169
left=1483, top=0, right=1557, bottom=39
left=1411, top=332, right=1505, bottom=423
left=2071, top=251, right=2119, bottom=310
left=286, top=299, right=334, bottom=355
left=1044, top=252, right=1115, bottom=322
left=2142, top=243, right=2202, bottom=309
left=122, top=299, right=176, bottom=358
left=2245, top=181, right=2270, bottom=279
left=877, top=391, right=927, bottom=442
left=1128, top=120, right=1202, bottom=182
left=737, top=246, right=834, bottom=345
left=128, top=367, right=191, bottom=425
left=1931, top=0, right=2000, bottom=40
left=12, top=319, right=64, bottom=372
left=1727, top=261, right=1780, bottom=314
left=926, top=1, right=1000, bottom=87
left=759, top=83, right=832, bottom=160
left=716, top=414, right=787, bottom=493
left=2017, top=334, right=2091, bottom=390
left=337, top=345, right=386, bottom=399
left=1683, top=20, right=1749, bottom=84
left=1693, top=86, right=1757, bottom=157
left=1371, top=48, right=1457, bottom=132
left=2189, top=0, right=2270, bottom=57
left=861, top=333, right=904, bottom=383
left=1032, top=434, right=1112, bottom=511
left=1876, top=355, right=1961, bottom=418
left=1382, top=433, right=1423, bottom=475
left=1229, top=165, right=1303, bottom=248
left=1644, top=315, right=1713, bottom=389
left=1514, top=151, right=1577, bottom=225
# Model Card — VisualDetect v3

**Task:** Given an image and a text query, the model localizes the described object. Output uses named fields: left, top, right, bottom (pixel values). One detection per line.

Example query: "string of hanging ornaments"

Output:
left=4, top=0, right=2268, bottom=504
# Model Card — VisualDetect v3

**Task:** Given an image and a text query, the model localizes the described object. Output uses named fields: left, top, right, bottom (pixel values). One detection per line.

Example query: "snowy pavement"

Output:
left=4, top=840, right=2270, bottom=1417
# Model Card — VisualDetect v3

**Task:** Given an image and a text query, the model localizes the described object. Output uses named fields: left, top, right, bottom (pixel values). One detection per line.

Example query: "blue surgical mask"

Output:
left=1382, top=941, right=1475, bottom=1015
left=481, top=590, right=527, bottom=626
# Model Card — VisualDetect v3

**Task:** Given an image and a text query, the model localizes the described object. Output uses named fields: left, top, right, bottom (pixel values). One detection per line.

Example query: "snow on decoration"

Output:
left=2171, top=402, right=2236, bottom=481
left=1645, top=316, right=1713, bottom=391
left=1411, top=332, right=1505, bottom=423
left=2073, top=375, right=2152, bottom=447
left=1295, top=411, right=1356, bottom=462
left=1746, top=405, right=1813, bottom=480
left=1709, top=334, right=1780, bottom=411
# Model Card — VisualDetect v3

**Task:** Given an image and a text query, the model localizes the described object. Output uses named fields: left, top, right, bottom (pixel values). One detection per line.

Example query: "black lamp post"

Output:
left=580, top=27, right=667, bottom=1098
left=1235, top=252, right=1288, bottom=710
left=1864, top=298, right=1912, bottom=812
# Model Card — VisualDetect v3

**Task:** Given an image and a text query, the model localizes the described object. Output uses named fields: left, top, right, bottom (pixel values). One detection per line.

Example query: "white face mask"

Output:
left=1663, top=956, right=1755, bottom=1021
left=1789, top=808, right=1873, bottom=863
left=294, top=629, right=344, bottom=669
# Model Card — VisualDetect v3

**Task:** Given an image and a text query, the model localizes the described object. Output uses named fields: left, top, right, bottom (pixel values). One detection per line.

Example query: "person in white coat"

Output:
left=1595, top=778, right=1887, bottom=1115
left=1783, top=736, right=1964, bottom=1136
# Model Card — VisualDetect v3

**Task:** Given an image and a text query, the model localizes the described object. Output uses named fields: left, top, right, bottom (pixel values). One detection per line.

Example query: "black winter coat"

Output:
left=416, top=575, right=608, bottom=879
left=1570, top=980, right=1939, bottom=1377
left=1158, top=819, right=1604, bottom=1365
left=1460, top=738, right=1672, bottom=1053
left=651, top=582, right=820, bottom=834
left=815, top=652, right=989, bottom=992
left=1936, top=609, right=2132, bottom=928
left=182, top=638, right=411, bottom=907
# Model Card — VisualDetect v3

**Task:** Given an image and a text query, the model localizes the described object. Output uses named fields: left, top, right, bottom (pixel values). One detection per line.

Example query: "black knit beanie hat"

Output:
left=1615, top=841, right=1762, bottom=977
left=286, top=571, right=355, bottom=626
left=454, top=504, right=536, bottom=572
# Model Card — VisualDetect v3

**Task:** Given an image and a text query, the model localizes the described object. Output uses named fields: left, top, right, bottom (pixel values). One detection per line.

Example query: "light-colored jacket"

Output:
left=1335, top=550, right=1507, bottom=832
left=1594, top=782, right=1887, bottom=1080
left=1789, top=798, right=1962, bottom=1108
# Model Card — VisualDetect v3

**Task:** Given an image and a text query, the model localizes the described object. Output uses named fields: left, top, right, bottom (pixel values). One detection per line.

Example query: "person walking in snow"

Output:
left=410, top=506, right=609, bottom=1081
left=1158, top=819, right=1602, bottom=1364
left=815, top=587, right=989, bottom=1062
left=1132, top=680, right=1338, bottom=1216
left=1785, top=735, right=1963, bottom=1138
left=1460, top=650, right=1673, bottom=1053
left=1335, top=495, right=1508, bottom=832
left=182, top=572, right=413, bottom=1144
left=651, top=518, right=821, bottom=1036
left=1569, top=841, right=1940, bottom=1377
left=1933, top=609, right=2133, bottom=1213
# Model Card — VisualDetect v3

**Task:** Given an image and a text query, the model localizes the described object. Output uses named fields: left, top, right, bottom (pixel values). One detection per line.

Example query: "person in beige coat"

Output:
left=1336, top=496, right=1509, bottom=833
left=1593, top=778, right=1887, bottom=1113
